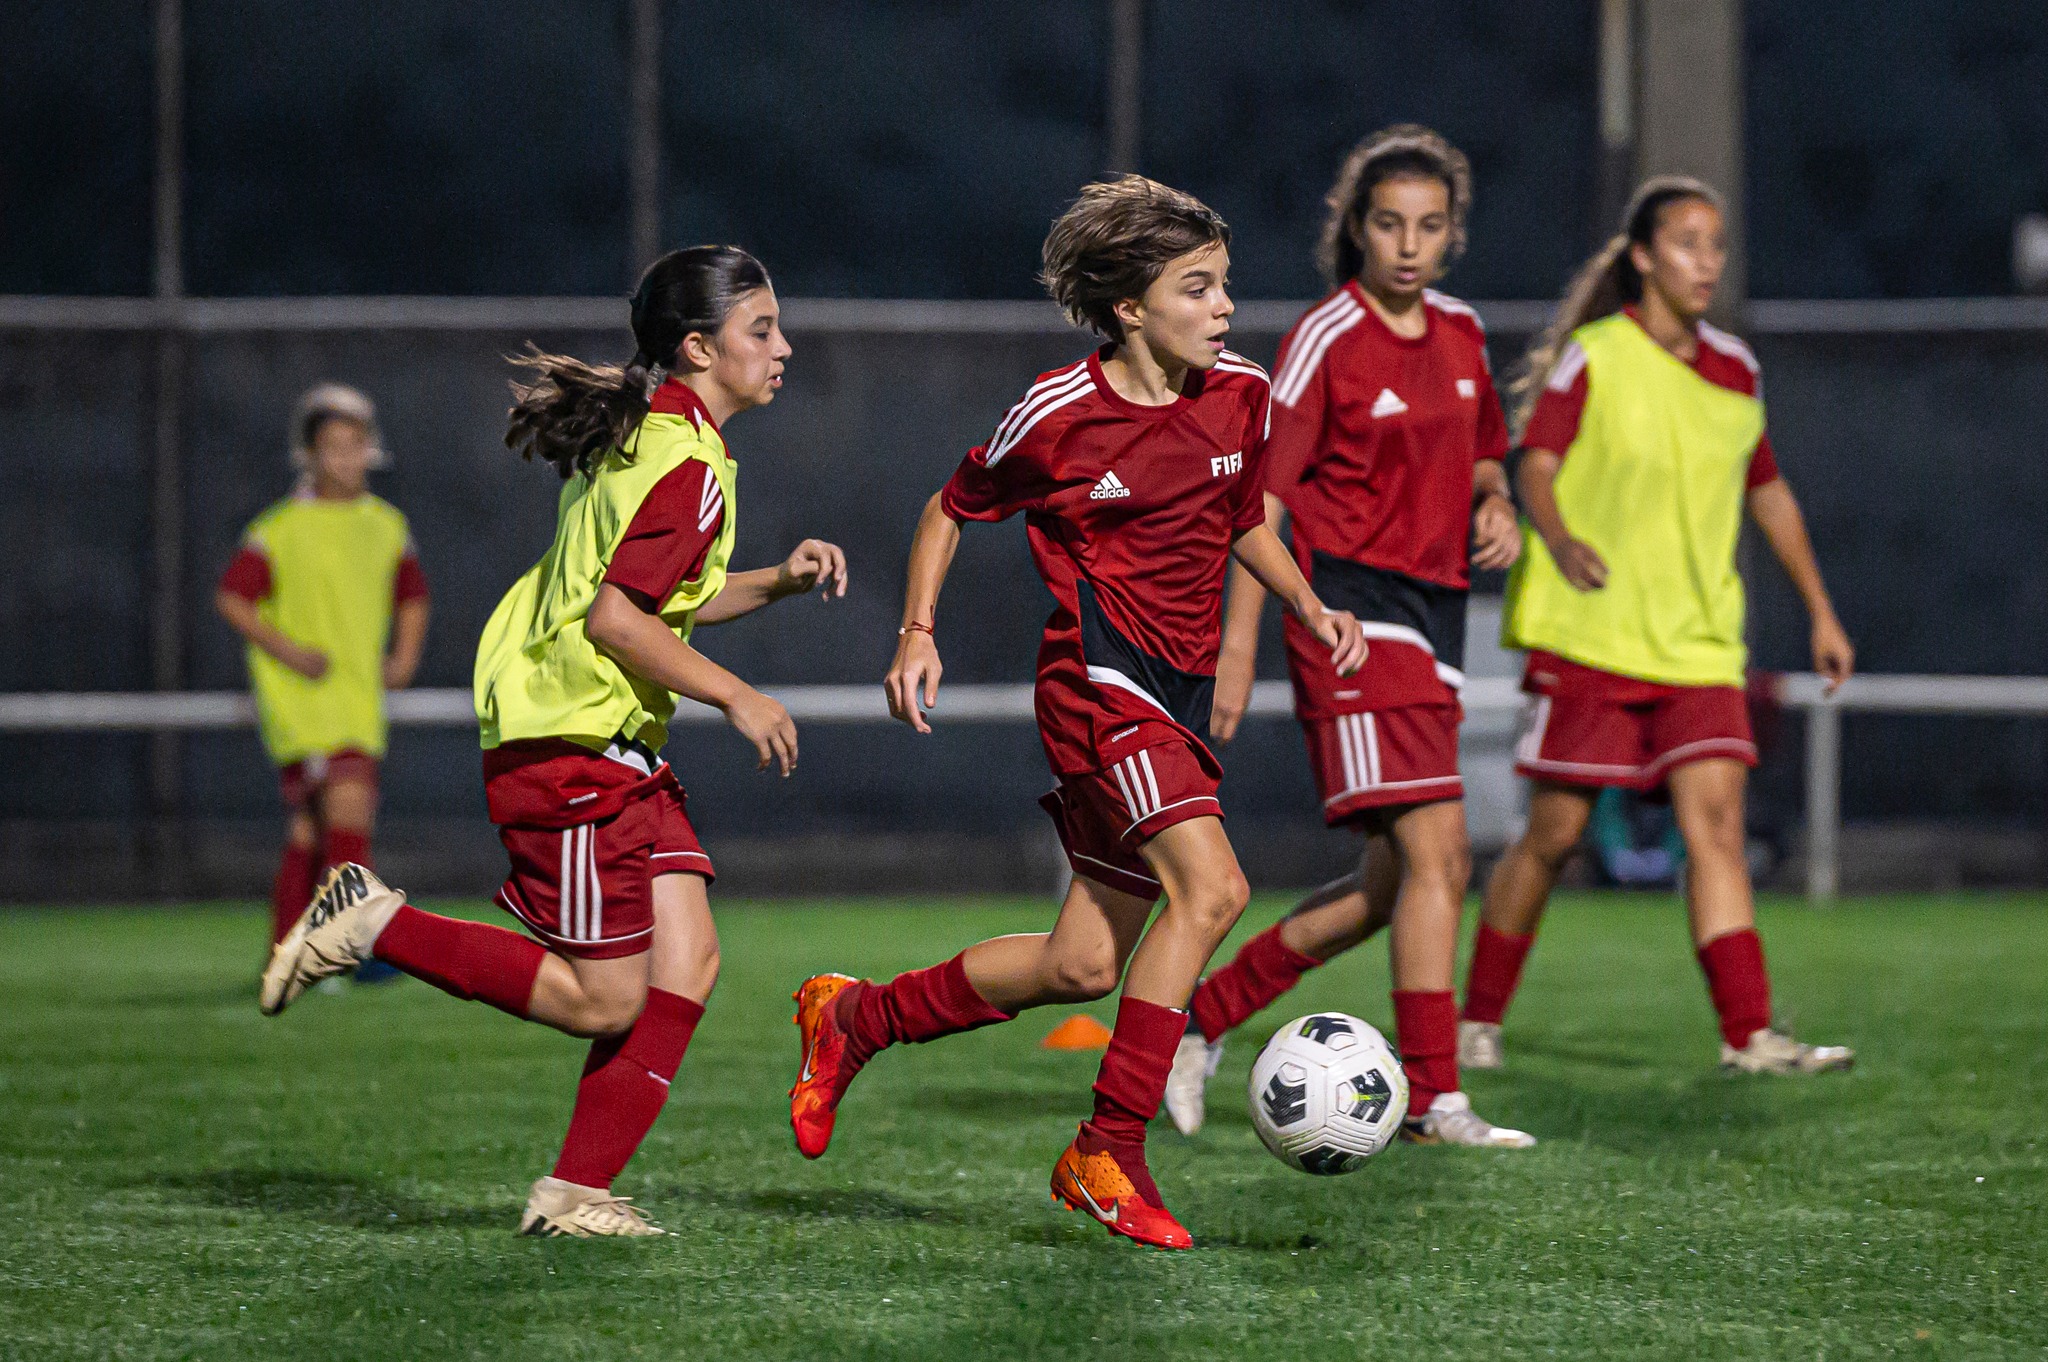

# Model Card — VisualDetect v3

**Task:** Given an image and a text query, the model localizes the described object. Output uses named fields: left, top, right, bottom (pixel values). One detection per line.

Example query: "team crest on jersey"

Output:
left=1370, top=388, right=1409, bottom=418
left=1090, top=471, right=1133, bottom=500
left=1456, top=378, right=1477, bottom=399
left=1210, top=451, right=1243, bottom=477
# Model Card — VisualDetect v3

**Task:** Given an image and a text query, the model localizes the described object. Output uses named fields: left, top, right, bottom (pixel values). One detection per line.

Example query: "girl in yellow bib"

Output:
left=1462, top=179, right=1857, bottom=1077
left=261, top=246, right=848, bottom=1238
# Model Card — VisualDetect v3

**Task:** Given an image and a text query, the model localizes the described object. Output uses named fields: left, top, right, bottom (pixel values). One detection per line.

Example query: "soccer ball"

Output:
left=1247, top=1013, right=1408, bottom=1175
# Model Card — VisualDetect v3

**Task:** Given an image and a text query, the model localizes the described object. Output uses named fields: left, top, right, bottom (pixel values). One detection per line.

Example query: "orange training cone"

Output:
left=1040, top=1014, right=1114, bottom=1050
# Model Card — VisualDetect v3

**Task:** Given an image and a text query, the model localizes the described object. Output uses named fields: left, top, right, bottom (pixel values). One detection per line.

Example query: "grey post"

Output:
left=1804, top=699, right=1842, bottom=902
left=1105, top=0, right=1143, bottom=174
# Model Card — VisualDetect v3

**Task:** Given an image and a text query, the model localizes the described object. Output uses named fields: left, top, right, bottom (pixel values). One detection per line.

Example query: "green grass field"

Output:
left=1, top=893, right=2043, bottom=1360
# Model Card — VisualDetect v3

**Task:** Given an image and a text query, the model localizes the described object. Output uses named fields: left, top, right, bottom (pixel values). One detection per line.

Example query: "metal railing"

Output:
left=5, top=672, right=2044, bottom=903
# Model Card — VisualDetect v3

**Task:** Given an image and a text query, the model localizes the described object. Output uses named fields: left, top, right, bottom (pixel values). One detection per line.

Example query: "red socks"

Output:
left=1076, top=995, right=1186, bottom=1204
left=323, top=827, right=372, bottom=874
left=270, top=843, right=318, bottom=945
left=1392, top=989, right=1459, bottom=1115
left=840, top=952, right=1013, bottom=1068
left=1696, top=928, right=1771, bottom=1049
left=552, top=988, right=704, bottom=1189
left=1188, top=923, right=1321, bottom=1044
left=371, top=904, right=546, bottom=1017
left=1462, top=924, right=1535, bottom=1026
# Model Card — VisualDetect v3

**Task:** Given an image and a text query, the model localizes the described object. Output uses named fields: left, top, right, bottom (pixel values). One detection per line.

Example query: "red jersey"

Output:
left=1523, top=308, right=1780, bottom=488
left=940, top=346, right=1271, bottom=778
left=1267, top=285, right=1506, bottom=717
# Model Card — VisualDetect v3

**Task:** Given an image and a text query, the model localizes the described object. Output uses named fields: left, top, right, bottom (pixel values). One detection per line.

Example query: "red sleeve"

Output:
left=392, top=547, right=429, bottom=604
left=1474, top=368, right=1510, bottom=465
left=938, top=440, right=1056, bottom=523
left=603, top=461, right=724, bottom=602
left=1262, top=330, right=1329, bottom=497
left=1521, top=341, right=1589, bottom=457
left=1231, top=380, right=1275, bottom=532
left=1746, top=431, right=1781, bottom=489
left=218, top=545, right=272, bottom=602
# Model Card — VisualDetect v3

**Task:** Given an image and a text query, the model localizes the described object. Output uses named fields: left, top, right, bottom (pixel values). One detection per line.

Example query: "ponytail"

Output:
left=1510, top=176, right=1721, bottom=435
left=506, top=245, right=772, bottom=479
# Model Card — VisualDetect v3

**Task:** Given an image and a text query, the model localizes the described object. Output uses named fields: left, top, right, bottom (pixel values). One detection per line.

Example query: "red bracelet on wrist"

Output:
left=898, top=621, right=935, bottom=638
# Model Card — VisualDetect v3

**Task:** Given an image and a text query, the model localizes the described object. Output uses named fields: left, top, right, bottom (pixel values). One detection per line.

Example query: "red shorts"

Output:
left=1039, top=739, right=1223, bottom=901
left=1301, top=704, right=1463, bottom=825
left=1514, top=651, right=1757, bottom=791
left=279, top=749, right=379, bottom=810
left=494, top=783, right=715, bottom=960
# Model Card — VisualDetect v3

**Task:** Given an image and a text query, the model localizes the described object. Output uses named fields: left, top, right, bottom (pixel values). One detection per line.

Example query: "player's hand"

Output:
left=380, top=655, right=417, bottom=690
left=1309, top=606, right=1367, bottom=677
left=1470, top=492, right=1522, bottom=572
left=885, top=631, right=942, bottom=734
left=287, top=645, right=330, bottom=680
left=777, top=539, right=848, bottom=600
left=1209, top=641, right=1256, bottom=744
left=1811, top=610, right=1855, bottom=695
left=724, top=687, right=798, bottom=775
left=1548, top=535, right=1608, bottom=591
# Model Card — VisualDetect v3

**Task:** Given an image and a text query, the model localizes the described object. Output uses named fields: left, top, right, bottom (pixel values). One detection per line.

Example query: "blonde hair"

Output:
left=1510, top=175, right=1723, bottom=434
left=1316, top=123, right=1472, bottom=289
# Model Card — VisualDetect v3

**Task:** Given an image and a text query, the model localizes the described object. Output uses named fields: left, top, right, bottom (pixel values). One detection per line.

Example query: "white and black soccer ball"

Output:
left=1247, top=1012, right=1408, bottom=1175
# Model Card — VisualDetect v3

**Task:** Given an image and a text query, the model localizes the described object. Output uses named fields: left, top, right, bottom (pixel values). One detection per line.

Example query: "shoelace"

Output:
left=580, top=1196, right=656, bottom=1233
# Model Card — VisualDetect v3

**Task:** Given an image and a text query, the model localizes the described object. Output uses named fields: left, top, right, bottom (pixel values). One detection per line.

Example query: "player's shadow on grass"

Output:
left=148, top=1167, right=501, bottom=1230
left=683, top=1186, right=966, bottom=1226
left=913, top=1085, right=1080, bottom=1123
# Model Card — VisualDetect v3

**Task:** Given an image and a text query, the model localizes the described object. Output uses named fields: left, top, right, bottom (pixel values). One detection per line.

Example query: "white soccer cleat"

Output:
left=1721, top=1027, right=1854, bottom=1075
left=519, top=1176, right=665, bottom=1238
left=259, top=863, right=404, bottom=1016
left=1458, top=1020, right=1504, bottom=1071
left=1163, top=1031, right=1223, bottom=1136
left=1400, top=1091, right=1537, bottom=1148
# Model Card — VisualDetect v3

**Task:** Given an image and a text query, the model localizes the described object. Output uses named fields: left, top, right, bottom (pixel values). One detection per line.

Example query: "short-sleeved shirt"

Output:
left=940, top=345, right=1271, bottom=778
left=219, top=491, right=426, bottom=764
left=1265, top=285, right=1506, bottom=714
left=1523, top=307, right=1780, bottom=489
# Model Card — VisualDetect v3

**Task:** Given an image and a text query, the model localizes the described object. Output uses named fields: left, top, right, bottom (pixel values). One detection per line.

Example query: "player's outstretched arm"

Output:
left=693, top=539, right=849, bottom=626
left=1516, top=449, right=1607, bottom=590
left=383, top=597, right=428, bottom=690
left=1211, top=492, right=1289, bottom=743
left=586, top=582, right=798, bottom=774
left=215, top=589, right=329, bottom=680
left=1748, top=478, right=1854, bottom=693
left=883, top=493, right=962, bottom=734
left=1230, top=523, right=1366, bottom=677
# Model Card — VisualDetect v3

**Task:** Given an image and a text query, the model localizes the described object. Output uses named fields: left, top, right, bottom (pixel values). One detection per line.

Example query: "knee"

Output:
left=567, top=991, right=646, bottom=1040
left=1520, top=817, right=1585, bottom=871
left=1178, top=866, right=1251, bottom=940
left=1409, top=825, right=1473, bottom=895
left=1044, top=941, right=1123, bottom=1003
left=1684, top=799, right=1747, bottom=864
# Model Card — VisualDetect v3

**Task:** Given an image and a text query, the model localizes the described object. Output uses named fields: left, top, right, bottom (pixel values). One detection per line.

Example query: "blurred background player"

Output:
left=789, top=177, right=1364, bottom=1251
left=1173, top=126, right=1534, bottom=1148
left=259, top=247, right=849, bottom=1237
left=215, top=383, right=428, bottom=972
left=1465, top=178, right=1856, bottom=1076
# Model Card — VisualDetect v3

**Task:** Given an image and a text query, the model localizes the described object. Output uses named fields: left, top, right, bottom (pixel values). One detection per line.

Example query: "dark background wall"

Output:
left=5, top=2, right=2048, bottom=895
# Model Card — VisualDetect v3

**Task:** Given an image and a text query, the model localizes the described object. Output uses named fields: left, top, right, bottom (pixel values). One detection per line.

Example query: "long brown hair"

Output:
left=1317, top=123, right=1472, bottom=289
left=506, top=245, right=772, bottom=479
left=1510, top=176, right=1721, bottom=433
left=1039, top=175, right=1230, bottom=341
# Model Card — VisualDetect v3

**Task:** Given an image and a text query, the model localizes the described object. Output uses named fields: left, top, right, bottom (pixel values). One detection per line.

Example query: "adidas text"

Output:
left=1090, top=471, right=1132, bottom=500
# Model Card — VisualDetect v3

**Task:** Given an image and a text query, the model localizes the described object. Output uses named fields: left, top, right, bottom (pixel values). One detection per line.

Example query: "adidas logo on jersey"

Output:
left=1089, top=470, right=1132, bottom=500
left=1370, top=388, right=1408, bottom=418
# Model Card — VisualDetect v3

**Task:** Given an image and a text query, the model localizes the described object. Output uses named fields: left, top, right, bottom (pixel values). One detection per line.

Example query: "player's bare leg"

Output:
left=1051, top=816, right=1246, bottom=1250
left=526, top=873, right=716, bottom=1238
left=1169, top=837, right=1398, bottom=1134
left=792, top=874, right=1151, bottom=1158
left=1463, top=783, right=1595, bottom=1066
left=1382, top=801, right=1533, bottom=1148
left=1668, top=759, right=1852, bottom=1074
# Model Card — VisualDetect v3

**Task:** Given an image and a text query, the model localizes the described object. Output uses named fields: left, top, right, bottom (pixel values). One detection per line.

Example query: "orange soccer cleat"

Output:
left=1049, top=1139, right=1194, bottom=1250
left=790, top=972, right=862, bottom=1159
